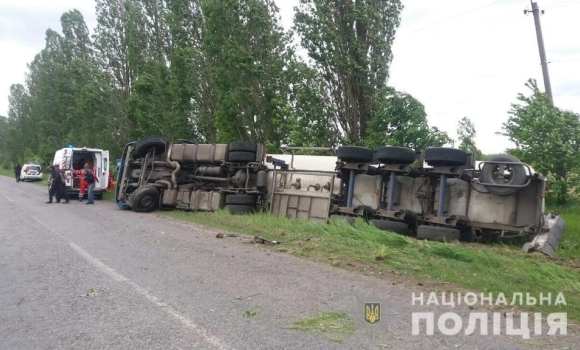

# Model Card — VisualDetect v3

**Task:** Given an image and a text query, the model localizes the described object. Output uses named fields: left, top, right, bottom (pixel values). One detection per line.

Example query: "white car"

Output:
left=20, top=164, right=43, bottom=181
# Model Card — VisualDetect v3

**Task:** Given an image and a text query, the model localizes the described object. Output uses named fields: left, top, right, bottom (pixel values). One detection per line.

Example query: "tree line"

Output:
left=0, top=0, right=448, bottom=167
left=1, top=0, right=578, bottom=203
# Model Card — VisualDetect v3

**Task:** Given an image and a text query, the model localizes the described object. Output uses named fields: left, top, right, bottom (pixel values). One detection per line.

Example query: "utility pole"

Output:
left=525, top=1, right=553, bottom=104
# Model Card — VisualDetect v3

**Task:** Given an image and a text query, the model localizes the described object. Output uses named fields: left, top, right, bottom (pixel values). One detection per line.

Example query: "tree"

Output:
left=501, top=79, right=580, bottom=204
left=201, top=0, right=296, bottom=149
left=456, top=116, right=482, bottom=159
left=294, top=0, right=403, bottom=144
left=364, top=88, right=451, bottom=151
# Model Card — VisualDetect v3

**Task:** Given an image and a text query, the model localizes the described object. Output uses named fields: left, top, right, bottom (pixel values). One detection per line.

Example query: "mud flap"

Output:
left=522, top=212, right=566, bottom=257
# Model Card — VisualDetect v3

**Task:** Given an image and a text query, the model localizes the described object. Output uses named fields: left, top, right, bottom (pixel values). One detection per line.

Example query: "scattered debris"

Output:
left=235, top=293, right=262, bottom=300
left=242, top=310, right=257, bottom=318
left=254, top=236, right=281, bottom=245
left=216, top=233, right=238, bottom=238
left=81, top=288, right=105, bottom=298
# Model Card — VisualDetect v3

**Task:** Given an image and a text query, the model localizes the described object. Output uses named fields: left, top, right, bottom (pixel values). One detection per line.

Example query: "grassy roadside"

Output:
left=166, top=209, right=580, bottom=322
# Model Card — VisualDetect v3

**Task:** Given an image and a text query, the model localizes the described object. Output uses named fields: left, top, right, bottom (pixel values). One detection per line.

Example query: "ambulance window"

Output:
left=104, top=158, right=108, bottom=171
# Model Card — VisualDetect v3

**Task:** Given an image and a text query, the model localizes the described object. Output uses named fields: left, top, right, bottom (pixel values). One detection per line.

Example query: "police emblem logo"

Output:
left=364, top=302, right=381, bottom=324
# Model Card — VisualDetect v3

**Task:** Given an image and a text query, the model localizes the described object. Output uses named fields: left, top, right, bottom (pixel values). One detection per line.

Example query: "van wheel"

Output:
left=135, top=136, right=167, bottom=157
left=480, top=154, right=527, bottom=196
left=129, top=186, right=160, bottom=213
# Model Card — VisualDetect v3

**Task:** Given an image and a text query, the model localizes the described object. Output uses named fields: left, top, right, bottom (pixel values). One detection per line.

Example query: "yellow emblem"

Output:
left=364, top=302, right=381, bottom=324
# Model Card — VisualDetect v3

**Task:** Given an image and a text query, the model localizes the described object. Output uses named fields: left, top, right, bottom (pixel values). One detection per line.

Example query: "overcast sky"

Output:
left=1, top=0, right=579, bottom=153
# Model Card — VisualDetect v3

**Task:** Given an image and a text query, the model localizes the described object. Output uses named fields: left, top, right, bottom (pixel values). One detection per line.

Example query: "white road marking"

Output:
left=2, top=193, right=233, bottom=350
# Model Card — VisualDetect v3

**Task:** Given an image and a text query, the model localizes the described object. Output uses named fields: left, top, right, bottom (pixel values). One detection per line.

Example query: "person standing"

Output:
left=75, top=169, right=88, bottom=202
left=84, top=163, right=98, bottom=204
left=14, top=163, right=22, bottom=182
left=57, top=165, right=70, bottom=204
left=46, top=165, right=62, bottom=204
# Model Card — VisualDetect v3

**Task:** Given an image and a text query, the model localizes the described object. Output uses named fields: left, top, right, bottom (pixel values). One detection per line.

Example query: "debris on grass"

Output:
left=254, top=236, right=281, bottom=245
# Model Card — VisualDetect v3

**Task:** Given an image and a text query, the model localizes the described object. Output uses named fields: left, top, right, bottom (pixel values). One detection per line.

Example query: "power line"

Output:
left=405, top=0, right=503, bottom=34
left=545, top=1, right=580, bottom=11
left=549, top=57, right=580, bottom=64
left=544, top=0, right=579, bottom=9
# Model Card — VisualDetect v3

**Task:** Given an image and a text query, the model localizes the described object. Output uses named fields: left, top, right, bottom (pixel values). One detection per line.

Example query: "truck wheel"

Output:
left=226, top=194, right=257, bottom=206
left=417, top=225, right=460, bottom=242
left=425, top=148, right=467, bottom=166
left=135, top=136, right=167, bottom=157
left=228, top=151, right=257, bottom=163
left=370, top=219, right=410, bottom=235
left=480, top=230, right=501, bottom=244
left=229, top=142, right=258, bottom=153
left=460, top=226, right=476, bottom=242
left=226, top=204, right=255, bottom=215
left=129, top=186, right=160, bottom=213
left=376, top=146, right=416, bottom=164
left=480, top=154, right=527, bottom=196
left=337, top=146, right=373, bottom=163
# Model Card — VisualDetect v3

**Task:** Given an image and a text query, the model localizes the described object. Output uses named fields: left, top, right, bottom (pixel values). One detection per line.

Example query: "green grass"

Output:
left=290, top=311, right=355, bottom=342
left=166, top=209, right=580, bottom=322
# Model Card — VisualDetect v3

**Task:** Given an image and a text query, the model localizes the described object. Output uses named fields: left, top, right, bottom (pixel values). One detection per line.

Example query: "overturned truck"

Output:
left=116, top=137, right=565, bottom=257
left=269, top=146, right=566, bottom=257
left=116, top=136, right=268, bottom=213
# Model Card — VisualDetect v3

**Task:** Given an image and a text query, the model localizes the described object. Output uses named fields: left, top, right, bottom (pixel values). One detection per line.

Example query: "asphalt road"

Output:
left=0, top=175, right=575, bottom=350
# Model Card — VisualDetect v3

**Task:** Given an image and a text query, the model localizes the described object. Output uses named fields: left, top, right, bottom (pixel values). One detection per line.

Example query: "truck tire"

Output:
left=226, top=204, right=255, bottom=215
left=337, top=146, right=373, bottom=163
left=370, top=219, right=410, bottom=235
left=228, top=151, right=257, bottom=163
left=129, top=186, right=160, bottom=213
left=480, top=154, right=527, bottom=196
left=229, top=142, right=258, bottom=153
left=376, top=146, right=416, bottom=164
left=225, top=194, right=257, bottom=206
left=417, top=225, right=460, bottom=242
left=460, top=226, right=476, bottom=242
left=425, top=148, right=467, bottom=166
left=135, top=136, right=167, bottom=157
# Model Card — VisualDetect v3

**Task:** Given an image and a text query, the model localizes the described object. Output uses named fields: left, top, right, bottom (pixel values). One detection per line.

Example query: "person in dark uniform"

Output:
left=57, top=165, right=70, bottom=203
left=46, top=165, right=63, bottom=204
left=14, top=163, right=22, bottom=182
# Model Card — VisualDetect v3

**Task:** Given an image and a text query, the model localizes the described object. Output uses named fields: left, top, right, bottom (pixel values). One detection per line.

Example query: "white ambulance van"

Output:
left=52, top=146, right=110, bottom=199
